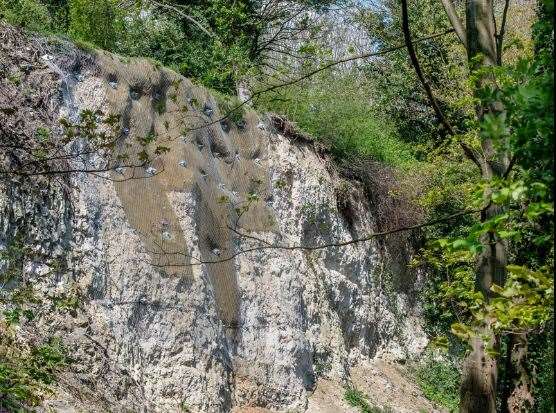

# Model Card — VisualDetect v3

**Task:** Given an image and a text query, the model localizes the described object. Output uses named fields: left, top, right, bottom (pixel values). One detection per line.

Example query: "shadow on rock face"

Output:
left=80, top=53, right=279, bottom=332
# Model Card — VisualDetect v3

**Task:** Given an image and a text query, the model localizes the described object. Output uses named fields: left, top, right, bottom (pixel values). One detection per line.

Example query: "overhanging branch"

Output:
left=401, top=0, right=484, bottom=169
left=148, top=0, right=216, bottom=39
left=148, top=208, right=482, bottom=267
left=401, top=0, right=455, bottom=136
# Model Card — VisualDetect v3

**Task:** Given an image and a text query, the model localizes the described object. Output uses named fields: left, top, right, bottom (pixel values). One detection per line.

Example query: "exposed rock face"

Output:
left=0, top=24, right=428, bottom=412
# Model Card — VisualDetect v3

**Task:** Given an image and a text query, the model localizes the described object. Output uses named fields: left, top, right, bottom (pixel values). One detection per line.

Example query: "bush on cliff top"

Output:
left=0, top=0, right=52, bottom=32
left=257, top=73, right=416, bottom=167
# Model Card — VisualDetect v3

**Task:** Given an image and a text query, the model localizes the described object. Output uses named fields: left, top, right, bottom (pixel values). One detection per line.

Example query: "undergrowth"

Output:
left=344, top=387, right=393, bottom=413
left=0, top=235, right=70, bottom=408
left=411, top=351, right=460, bottom=412
left=257, top=73, right=416, bottom=168
left=0, top=333, right=67, bottom=410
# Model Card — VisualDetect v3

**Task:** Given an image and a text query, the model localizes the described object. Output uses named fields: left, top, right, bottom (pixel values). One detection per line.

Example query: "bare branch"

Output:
left=496, top=0, right=511, bottom=65
left=148, top=0, right=216, bottom=39
left=460, top=141, right=483, bottom=170
left=401, top=0, right=456, bottom=136
left=402, top=0, right=487, bottom=170
left=148, top=208, right=482, bottom=267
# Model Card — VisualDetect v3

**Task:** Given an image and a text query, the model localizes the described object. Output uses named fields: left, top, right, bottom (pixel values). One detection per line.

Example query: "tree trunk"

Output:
left=459, top=1, right=509, bottom=412
left=460, top=336, right=498, bottom=412
left=505, top=334, right=535, bottom=412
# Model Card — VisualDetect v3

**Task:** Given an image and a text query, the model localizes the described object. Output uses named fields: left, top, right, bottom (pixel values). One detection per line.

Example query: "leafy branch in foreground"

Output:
left=1, top=109, right=169, bottom=180
left=145, top=205, right=481, bottom=267
left=399, top=0, right=553, bottom=410
left=426, top=178, right=553, bottom=347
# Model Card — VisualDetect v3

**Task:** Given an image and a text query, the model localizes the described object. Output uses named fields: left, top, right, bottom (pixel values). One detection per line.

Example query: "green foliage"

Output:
left=113, top=0, right=258, bottom=93
left=529, top=324, right=554, bottom=413
left=0, top=0, right=52, bottom=32
left=426, top=23, right=554, bottom=344
left=344, top=387, right=373, bottom=413
left=0, top=236, right=26, bottom=285
left=0, top=334, right=67, bottom=409
left=68, top=0, right=123, bottom=50
left=344, top=387, right=392, bottom=413
left=470, top=62, right=554, bottom=187
left=414, top=6, right=554, bottom=410
left=154, top=96, right=167, bottom=115
left=1, top=0, right=553, bottom=409
left=1, top=0, right=343, bottom=94
left=0, top=235, right=71, bottom=409
left=43, top=0, right=70, bottom=33
left=258, top=73, right=415, bottom=166
left=181, top=0, right=256, bottom=92
left=49, top=290, right=80, bottom=312
left=405, top=3, right=554, bottom=409
left=356, top=0, right=471, bottom=146
left=426, top=176, right=554, bottom=348
left=117, top=12, right=188, bottom=70
left=413, top=352, right=460, bottom=412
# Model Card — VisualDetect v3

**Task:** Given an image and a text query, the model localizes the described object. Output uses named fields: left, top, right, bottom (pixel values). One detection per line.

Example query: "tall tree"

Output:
left=454, top=2, right=509, bottom=411
left=401, top=0, right=553, bottom=411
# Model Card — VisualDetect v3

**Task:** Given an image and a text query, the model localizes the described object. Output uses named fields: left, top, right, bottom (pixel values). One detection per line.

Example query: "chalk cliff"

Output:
left=0, top=24, right=432, bottom=412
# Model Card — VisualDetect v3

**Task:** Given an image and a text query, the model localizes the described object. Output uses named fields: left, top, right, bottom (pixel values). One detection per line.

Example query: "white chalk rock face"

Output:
left=0, top=24, right=428, bottom=413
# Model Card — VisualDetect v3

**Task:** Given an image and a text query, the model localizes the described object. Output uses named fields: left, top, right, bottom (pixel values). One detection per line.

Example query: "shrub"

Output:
left=413, top=352, right=460, bottom=412
left=68, top=0, right=123, bottom=50
left=344, top=387, right=393, bottom=413
left=257, top=73, right=415, bottom=167
left=116, top=12, right=186, bottom=68
left=115, top=8, right=248, bottom=94
left=0, top=334, right=67, bottom=409
left=0, top=0, right=52, bottom=32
